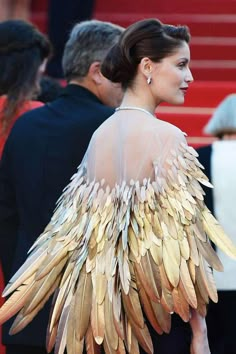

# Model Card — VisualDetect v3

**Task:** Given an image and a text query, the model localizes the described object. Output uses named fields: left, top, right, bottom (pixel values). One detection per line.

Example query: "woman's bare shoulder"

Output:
left=151, top=117, right=186, bottom=140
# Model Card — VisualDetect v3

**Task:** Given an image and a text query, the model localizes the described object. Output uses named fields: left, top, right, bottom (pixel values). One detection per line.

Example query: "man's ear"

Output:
left=88, top=61, right=103, bottom=85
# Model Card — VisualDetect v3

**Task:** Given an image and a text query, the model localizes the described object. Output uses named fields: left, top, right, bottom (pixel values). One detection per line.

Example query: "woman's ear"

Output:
left=140, top=57, right=153, bottom=77
left=88, top=61, right=103, bottom=85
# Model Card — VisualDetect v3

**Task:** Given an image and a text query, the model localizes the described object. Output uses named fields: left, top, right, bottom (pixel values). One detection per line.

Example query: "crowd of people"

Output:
left=0, top=6, right=236, bottom=354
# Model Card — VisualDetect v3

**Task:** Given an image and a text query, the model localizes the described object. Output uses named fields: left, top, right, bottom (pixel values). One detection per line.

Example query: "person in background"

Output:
left=37, top=76, right=64, bottom=103
left=197, top=93, right=236, bottom=354
left=0, top=19, right=51, bottom=158
left=0, top=19, right=123, bottom=354
left=47, top=0, right=95, bottom=78
left=0, top=0, right=31, bottom=21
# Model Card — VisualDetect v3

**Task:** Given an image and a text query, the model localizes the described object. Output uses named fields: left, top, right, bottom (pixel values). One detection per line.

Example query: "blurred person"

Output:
left=37, top=76, right=64, bottom=103
left=47, top=0, right=95, bottom=78
left=0, top=19, right=123, bottom=354
left=0, top=19, right=51, bottom=157
left=2, top=18, right=236, bottom=354
left=0, top=0, right=31, bottom=21
left=197, top=93, right=236, bottom=354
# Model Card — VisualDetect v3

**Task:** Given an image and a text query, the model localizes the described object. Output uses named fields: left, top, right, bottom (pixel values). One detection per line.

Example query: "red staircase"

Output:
left=30, top=0, right=236, bottom=82
left=31, top=0, right=48, bottom=33
left=1, top=1, right=236, bottom=352
left=92, top=0, right=236, bottom=146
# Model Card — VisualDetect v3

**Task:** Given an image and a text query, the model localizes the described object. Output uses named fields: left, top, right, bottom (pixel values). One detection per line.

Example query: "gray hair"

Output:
left=62, top=20, right=123, bottom=81
left=204, top=94, right=236, bottom=136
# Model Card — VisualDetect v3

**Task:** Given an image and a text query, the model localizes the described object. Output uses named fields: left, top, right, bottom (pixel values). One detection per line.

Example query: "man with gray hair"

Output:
left=0, top=19, right=123, bottom=354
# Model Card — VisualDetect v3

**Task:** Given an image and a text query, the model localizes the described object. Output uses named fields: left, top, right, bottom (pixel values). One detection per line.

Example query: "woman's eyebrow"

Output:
left=178, top=57, right=189, bottom=63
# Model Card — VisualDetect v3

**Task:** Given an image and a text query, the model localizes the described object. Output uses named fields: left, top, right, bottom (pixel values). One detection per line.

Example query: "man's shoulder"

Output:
left=14, top=103, right=50, bottom=122
left=93, top=103, right=114, bottom=116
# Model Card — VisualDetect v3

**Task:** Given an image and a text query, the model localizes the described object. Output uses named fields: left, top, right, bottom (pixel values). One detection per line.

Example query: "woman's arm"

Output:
left=190, top=309, right=211, bottom=354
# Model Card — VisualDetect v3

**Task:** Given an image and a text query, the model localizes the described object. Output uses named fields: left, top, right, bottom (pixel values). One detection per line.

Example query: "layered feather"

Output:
left=0, top=140, right=236, bottom=354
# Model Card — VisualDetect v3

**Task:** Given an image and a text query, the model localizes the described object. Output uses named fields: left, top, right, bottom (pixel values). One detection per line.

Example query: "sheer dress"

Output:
left=0, top=111, right=236, bottom=354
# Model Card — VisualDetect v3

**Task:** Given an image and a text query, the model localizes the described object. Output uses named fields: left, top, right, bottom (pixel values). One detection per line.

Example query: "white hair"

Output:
left=204, top=94, right=236, bottom=136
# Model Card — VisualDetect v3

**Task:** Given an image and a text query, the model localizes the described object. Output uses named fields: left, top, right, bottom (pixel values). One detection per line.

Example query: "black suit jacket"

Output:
left=0, top=84, right=114, bottom=346
left=196, top=145, right=214, bottom=214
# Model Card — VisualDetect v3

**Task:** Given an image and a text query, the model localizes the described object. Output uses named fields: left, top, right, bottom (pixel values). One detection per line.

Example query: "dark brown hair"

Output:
left=101, top=18, right=190, bottom=89
left=0, top=20, right=51, bottom=134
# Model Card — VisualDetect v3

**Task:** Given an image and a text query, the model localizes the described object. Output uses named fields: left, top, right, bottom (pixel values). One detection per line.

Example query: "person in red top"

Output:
left=0, top=19, right=51, bottom=158
left=0, top=98, right=43, bottom=157
left=0, top=19, right=51, bottom=353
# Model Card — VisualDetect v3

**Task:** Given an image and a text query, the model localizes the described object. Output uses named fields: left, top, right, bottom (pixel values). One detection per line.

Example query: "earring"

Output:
left=147, top=76, right=152, bottom=85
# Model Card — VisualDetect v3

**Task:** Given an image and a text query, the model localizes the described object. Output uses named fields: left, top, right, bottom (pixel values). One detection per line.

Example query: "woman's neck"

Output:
left=121, top=88, right=157, bottom=115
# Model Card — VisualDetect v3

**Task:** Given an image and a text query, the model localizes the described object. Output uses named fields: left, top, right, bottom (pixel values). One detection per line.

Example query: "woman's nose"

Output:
left=186, top=67, right=194, bottom=83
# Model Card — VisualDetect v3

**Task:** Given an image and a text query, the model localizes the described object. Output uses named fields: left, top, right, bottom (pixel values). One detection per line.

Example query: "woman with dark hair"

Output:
left=0, top=19, right=51, bottom=157
left=0, top=18, right=235, bottom=354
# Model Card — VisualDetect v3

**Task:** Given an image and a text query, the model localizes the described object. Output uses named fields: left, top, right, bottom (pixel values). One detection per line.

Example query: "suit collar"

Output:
left=63, top=84, right=103, bottom=104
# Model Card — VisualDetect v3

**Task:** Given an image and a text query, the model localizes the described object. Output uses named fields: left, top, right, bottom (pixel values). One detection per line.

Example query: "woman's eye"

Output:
left=178, top=62, right=185, bottom=68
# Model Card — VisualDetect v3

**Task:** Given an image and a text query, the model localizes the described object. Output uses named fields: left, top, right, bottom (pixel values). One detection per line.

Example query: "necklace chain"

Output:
left=115, top=106, right=155, bottom=119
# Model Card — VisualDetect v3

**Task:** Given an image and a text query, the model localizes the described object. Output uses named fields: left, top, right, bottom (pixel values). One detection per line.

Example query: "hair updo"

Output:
left=0, top=20, right=51, bottom=134
left=101, top=18, right=190, bottom=89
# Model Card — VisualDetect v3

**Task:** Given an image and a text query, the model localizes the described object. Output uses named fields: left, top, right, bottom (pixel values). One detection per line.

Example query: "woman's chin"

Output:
left=167, top=97, right=185, bottom=105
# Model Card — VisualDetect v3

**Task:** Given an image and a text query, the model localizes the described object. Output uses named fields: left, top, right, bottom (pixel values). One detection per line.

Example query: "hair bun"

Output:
left=101, top=42, right=136, bottom=88
left=101, top=18, right=190, bottom=89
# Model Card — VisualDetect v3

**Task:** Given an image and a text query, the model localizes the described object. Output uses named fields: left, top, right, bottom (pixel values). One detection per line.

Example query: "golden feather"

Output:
left=21, top=259, right=67, bottom=316
left=134, top=252, right=161, bottom=302
left=67, top=295, right=84, bottom=354
left=10, top=276, right=60, bottom=335
left=85, top=324, right=101, bottom=354
left=91, top=293, right=105, bottom=345
left=74, top=265, right=92, bottom=340
left=3, top=247, right=47, bottom=297
left=179, top=258, right=197, bottom=308
left=121, top=283, right=144, bottom=329
left=1, top=138, right=236, bottom=354
left=0, top=274, right=35, bottom=324
left=104, top=293, right=119, bottom=351
left=198, top=254, right=218, bottom=303
left=131, top=322, right=153, bottom=354
left=202, top=208, right=236, bottom=259
left=172, top=287, right=190, bottom=322
left=127, top=329, right=140, bottom=354
left=138, top=285, right=163, bottom=335
left=195, top=265, right=209, bottom=304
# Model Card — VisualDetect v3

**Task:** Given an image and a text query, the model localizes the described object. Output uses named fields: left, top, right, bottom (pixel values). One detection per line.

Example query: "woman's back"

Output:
left=86, top=110, right=184, bottom=186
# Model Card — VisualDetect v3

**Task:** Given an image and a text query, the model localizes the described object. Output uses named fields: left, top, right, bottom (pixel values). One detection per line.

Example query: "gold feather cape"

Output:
left=0, top=112, right=236, bottom=354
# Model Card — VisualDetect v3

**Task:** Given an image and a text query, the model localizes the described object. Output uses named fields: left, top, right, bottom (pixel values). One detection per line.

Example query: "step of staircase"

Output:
left=94, top=0, right=236, bottom=14
left=156, top=109, right=211, bottom=135
left=31, top=12, right=47, bottom=33
left=191, top=65, right=236, bottom=81
left=92, top=11, right=236, bottom=81
left=170, top=81, right=236, bottom=107
left=31, top=0, right=48, bottom=12
left=190, top=37, right=236, bottom=60
left=94, top=12, right=236, bottom=36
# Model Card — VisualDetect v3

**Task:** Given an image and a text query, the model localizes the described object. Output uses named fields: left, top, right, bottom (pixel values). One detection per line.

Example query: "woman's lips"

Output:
left=180, top=87, right=188, bottom=94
